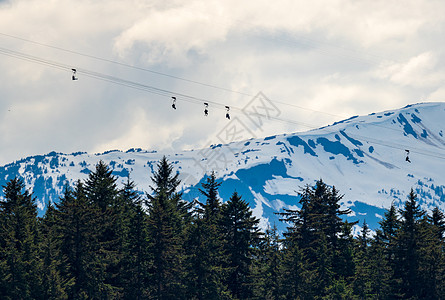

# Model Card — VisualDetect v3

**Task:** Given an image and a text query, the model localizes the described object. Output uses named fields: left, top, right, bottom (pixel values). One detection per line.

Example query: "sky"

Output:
left=1, top=0, right=445, bottom=165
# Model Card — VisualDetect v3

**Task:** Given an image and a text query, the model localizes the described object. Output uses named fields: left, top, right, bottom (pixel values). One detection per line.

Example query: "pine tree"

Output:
left=199, top=171, right=222, bottom=221
left=40, top=201, right=69, bottom=299
left=279, top=236, right=307, bottom=299
left=0, top=178, right=41, bottom=299
left=376, top=201, right=400, bottom=298
left=417, top=207, right=445, bottom=299
left=84, top=160, right=124, bottom=297
left=55, top=182, right=101, bottom=299
left=120, top=178, right=150, bottom=299
left=353, top=220, right=372, bottom=299
left=278, top=180, right=354, bottom=298
left=184, top=172, right=229, bottom=299
left=367, top=230, right=392, bottom=299
left=330, top=220, right=355, bottom=296
left=146, top=156, right=187, bottom=299
left=429, top=207, right=445, bottom=239
left=84, top=160, right=119, bottom=210
left=252, top=224, right=282, bottom=300
left=313, top=232, right=333, bottom=297
left=220, top=191, right=261, bottom=299
left=327, top=187, right=355, bottom=282
left=117, top=176, right=140, bottom=248
left=394, top=189, right=424, bottom=299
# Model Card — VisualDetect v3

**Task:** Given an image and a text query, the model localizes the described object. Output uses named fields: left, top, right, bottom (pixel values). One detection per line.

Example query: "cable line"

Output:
left=1, top=31, right=421, bottom=134
left=1, top=45, right=445, bottom=161
left=0, top=31, right=351, bottom=119
left=0, top=32, right=252, bottom=96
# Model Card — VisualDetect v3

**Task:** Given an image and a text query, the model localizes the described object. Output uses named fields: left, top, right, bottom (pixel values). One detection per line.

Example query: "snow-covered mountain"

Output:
left=1, top=102, right=445, bottom=232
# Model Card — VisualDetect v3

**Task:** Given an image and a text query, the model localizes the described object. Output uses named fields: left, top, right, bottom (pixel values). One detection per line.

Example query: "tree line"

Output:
left=0, top=157, right=444, bottom=299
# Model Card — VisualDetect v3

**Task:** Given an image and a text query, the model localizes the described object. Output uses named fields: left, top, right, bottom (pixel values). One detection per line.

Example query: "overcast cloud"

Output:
left=1, top=0, right=444, bottom=165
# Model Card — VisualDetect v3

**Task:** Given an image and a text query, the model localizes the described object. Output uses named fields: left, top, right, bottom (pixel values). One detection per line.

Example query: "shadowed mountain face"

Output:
left=1, top=102, right=445, bottom=232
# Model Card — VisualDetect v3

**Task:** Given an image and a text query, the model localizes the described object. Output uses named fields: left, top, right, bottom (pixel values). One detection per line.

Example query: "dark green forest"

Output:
left=1, top=157, right=444, bottom=299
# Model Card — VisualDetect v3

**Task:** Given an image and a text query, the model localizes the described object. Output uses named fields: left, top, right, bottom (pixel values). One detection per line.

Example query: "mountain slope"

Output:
left=1, top=102, right=445, bottom=231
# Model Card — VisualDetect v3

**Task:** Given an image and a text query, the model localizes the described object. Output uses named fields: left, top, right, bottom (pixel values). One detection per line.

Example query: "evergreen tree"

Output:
left=313, top=232, right=333, bottom=297
left=0, top=178, right=41, bottom=299
left=55, top=182, right=102, bottom=299
left=185, top=172, right=229, bottom=299
left=184, top=216, right=232, bottom=300
left=417, top=207, right=445, bottom=299
left=278, top=180, right=355, bottom=298
left=84, top=160, right=124, bottom=297
left=429, top=206, right=445, bottom=239
left=199, top=171, right=222, bottom=221
left=120, top=178, right=150, bottom=299
left=146, top=156, right=187, bottom=299
left=330, top=220, right=355, bottom=296
left=252, top=224, right=282, bottom=300
left=376, top=202, right=400, bottom=298
left=327, top=187, right=355, bottom=282
left=40, top=201, right=69, bottom=299
left=279, top=235, right=307, bottom=299
left=353, top=220, right=373, bottom=299
left=367, top=231, right=392, bottom=299
left=117, top=176, right=140, bottom=249
left=84, top=160, right=119, bottom=210
left=394, top=189, right=424, bottom=299
left=6, top=157, right=445, bottom=299
left=220, top=191, right=261, bottom=299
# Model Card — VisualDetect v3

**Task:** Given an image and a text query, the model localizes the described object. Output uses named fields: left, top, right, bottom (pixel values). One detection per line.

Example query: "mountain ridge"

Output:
left=1, top=102, right=445, bottom=232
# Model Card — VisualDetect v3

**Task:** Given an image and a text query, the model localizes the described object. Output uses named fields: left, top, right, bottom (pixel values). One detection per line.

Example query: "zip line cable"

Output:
left=0, top=31, right=412, bottom=135
left=0, top=31, right=349, bottom=119
left=0, top=32, right=252, bottom=95
left=0, top=32, right=414, bottom=138
left=1, top=46, right=445, bottom=161
left=0, top=46, right=325, bottom=129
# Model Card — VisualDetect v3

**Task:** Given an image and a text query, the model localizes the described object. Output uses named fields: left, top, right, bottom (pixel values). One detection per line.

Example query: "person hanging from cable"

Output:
left=171, top=96, right=177, bottom=109
left=225, top=106, right=230, bottom=120
left=405, top=149, right=411, bottom=163
left=71, top=68, right=78, bottom=80
left=204, top=102, right=209, bottom=116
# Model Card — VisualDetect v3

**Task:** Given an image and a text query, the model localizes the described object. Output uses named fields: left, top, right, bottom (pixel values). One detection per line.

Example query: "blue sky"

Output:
left=1, top=0, right=445, bottom=165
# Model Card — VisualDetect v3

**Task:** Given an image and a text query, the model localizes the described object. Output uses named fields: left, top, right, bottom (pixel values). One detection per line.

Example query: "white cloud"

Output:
left=114, top=4, right=229, bottom=66
left=428, top=87, right=445, bottom=102
left=113, top=0, right=445, bottom=64
left=375, top=52, right=444, bottom=88
left=1, top=0, right=445, bottom=165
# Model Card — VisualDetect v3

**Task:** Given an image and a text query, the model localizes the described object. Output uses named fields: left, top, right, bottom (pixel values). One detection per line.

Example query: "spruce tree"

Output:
left=199, top=171, right=222, bottom=221
left=376, top=202, right=400, bottom=297
left=279, top=236, right=307, bottom=299
left=120, top=178, right=150, bottom=299
left=55, top=182, right=101, bottom=298
left=220, top=191, right=260, bottom=299
left=252, top=224, right=282, bottom=300
left=429, top=206, right=445, bottom=240
left=394, top=189, right=424, bottom=299
left=328, top=186, right=355, bottom=282
left=417, top=207, right=445, bottom=299
left=84, top=160, right=119, bottom=210
left=278, top=180, right=354, bottom=298
left=330, top=220, right=355, bottom=296
left=353, top=220, right=372, bottom=299
left=367, top=230, right=392, bottom=298
left=40, top=201, right=69, bottom=299
left=185, top=172, right=229, bottom=299
left=84, top=160, right=124, bottom=297
left=0, top=178, right=41, bottom=299
left=146, top=156, right=187, bottom=299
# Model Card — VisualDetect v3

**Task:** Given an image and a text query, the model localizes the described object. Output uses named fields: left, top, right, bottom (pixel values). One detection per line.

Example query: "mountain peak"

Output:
left=1, top=102, right=444, bottom=232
